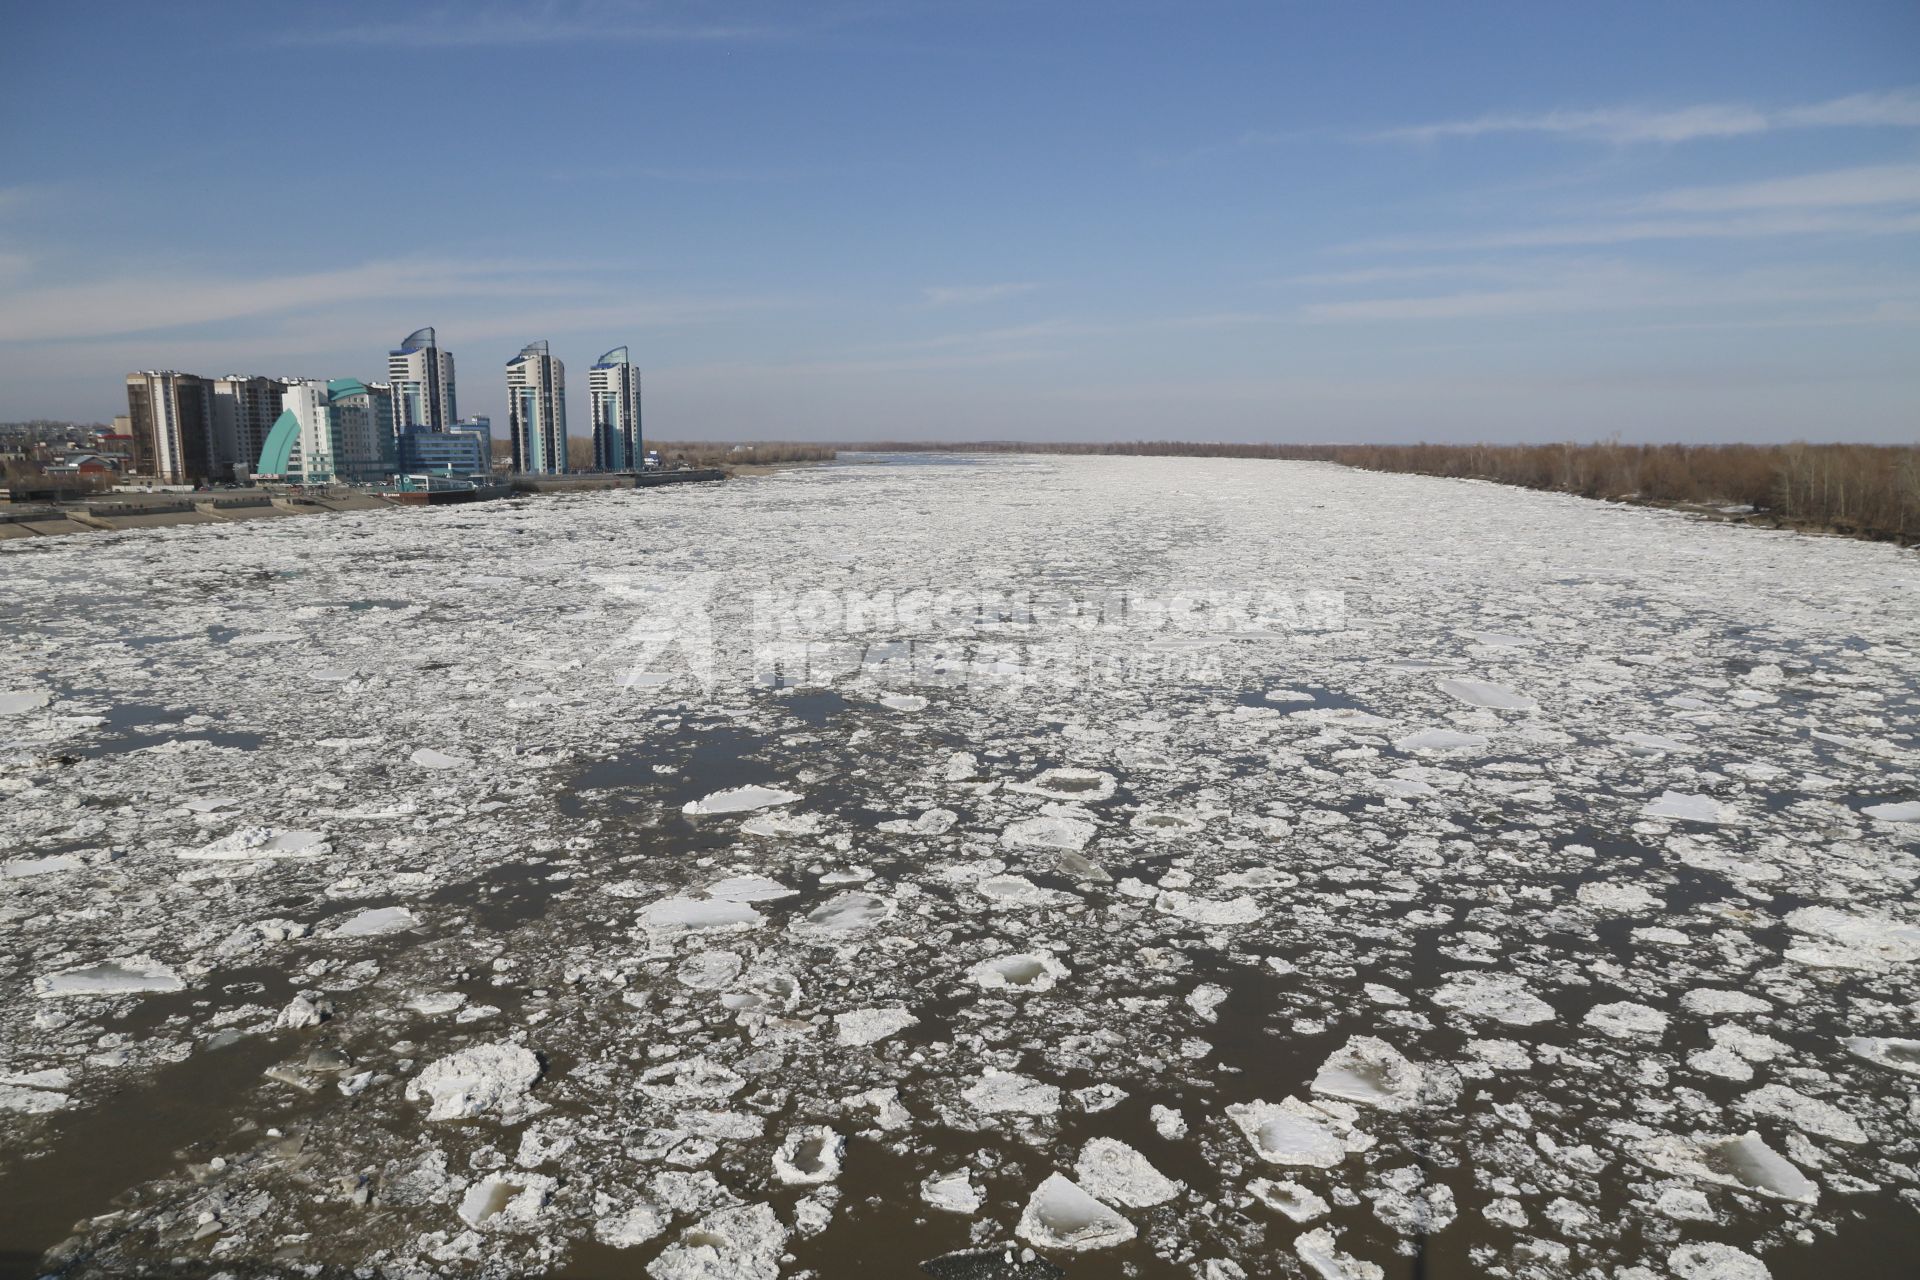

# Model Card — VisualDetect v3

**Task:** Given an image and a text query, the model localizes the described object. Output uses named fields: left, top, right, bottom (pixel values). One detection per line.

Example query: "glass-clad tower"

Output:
left=387, top=326, right=457, bottom=433
left=589, top=346, right=643, bottom=471
left=507, top=340, right=567, bottom=474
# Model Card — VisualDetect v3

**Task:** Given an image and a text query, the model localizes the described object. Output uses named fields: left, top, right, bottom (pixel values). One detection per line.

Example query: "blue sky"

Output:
left=2, top=0, right=1916, bottom=442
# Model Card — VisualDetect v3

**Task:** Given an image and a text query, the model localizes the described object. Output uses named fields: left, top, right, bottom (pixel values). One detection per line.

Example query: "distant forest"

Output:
left=500, top=437, right=1919, bottom=545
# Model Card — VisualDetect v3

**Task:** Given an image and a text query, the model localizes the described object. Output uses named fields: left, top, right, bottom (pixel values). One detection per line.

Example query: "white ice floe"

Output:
left=1861, top=800, right=1920, bottom=822
left=1131, top=810, right=1204, bottom=836
left=410, top=747, right=470, bottom=770
left=1634, top=1130, right=1818, bottom=1204
left=1436, top=678, right=1535, bottom=712
left=331, top=906, right=419, bottom=937
left=1843, top=1036, right=1920, bottom=1075
left=1250, top=1177, right=1328, bottom=1222
left=643, top=897, right=766, bottom=938
left=1015, top=1173, right=1136, bottom=1252
left=772, top=1126, right=844, bottom=1185
left=457, top=1173, right=554, bottom=1228
left=1577, top=881, right=1662, bottom=914
left=1783, top=906, right=1920, bottom=972
left=0, top=690, right=53, bottom=715
left=1295, top=1226, right=1384, bottom=1280
left=974, top=874, right=1072, bottom=908
left=1311, top=1036, right=1424, bottom=1110
left=675, top=950, right=744, bottom=991
left=791, top=891, right=895, bottom=937
left=1000, top=814, right=1096, bottom=851
left=1074, top=1136, right=1180, bottom=1207
left=834, top=1006, right=916, bottom=1046
left=1583, top=1001, right=1669, bottom=1041
left=1226, top=1098, right=1354, bottom=1169
left=646, top=1202, right=788, bottom=1280
left=1013, top=768, right=1118, bottom=801
left=34, top=959, right=184, bottom=998
left=1640, top=791, right=1735, bottom=824
left=681, top=786, right=802, bottom=815
left=1393, top=729, right=1488, bottom=754
left=2, top=854, right=83, bottom=878
left=638, top=1056, right=745, bottom=1102
left=182, top=826, right=331, bottom=860
left=275, top=991, right=332, bottom=1030
left=0, top=1068, right=74, bottom=1114
left=968, top=952, right=1067, bottom=993
left=1151, top=1104, right=1187, bottom=1139
left=408, top=1042, right=542, bottom=1122
left=878, top=694, right=928, bottom=712
left=877, top=807, right=958, bottom=836
left=704, top=875, right=796, bottom=903
left=1154, top=888, right=1262, bottom=925
left=1667, top=1242, right=1771, bottom=1280
left=963, top=1069, right=1061, bottom=1116
left=595, top=1202, right=666, bottom=1248
left=920, top=1170, right=984, bottom=1214
left=1431, top=972, right=1555, bottom=1026
left=739, top=811, right=822, bottom=838
left=1735, top=1084, right=1868, bottom=1144
left=1681, top=988, right=1772, bottom=1017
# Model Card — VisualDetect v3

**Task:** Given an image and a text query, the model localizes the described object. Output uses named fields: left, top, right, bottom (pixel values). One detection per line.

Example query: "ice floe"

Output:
left=1634, top=1130, right=1818, bottom=1204
left=34, top=959, right=184, bottom=998
left=181, top=826, right=331, bottom=860
left=834, top=1006, right=916, bottom=1046
left=1431, top=972, right=1555, bottom=1025
left=681, top=786, right=802, bottom=815
left=1311, top=1036, right=1425, bottom=1110
left=1015, top=1173, right=1136, bottom=1252
left=1074, top=1136, right=1179, bottom=1207
left=1436, top=678, right=1535, bottom=711
left=964, top=1069, right=1061, bottom=1117
left=407, top=1042, right=542, bottom=1122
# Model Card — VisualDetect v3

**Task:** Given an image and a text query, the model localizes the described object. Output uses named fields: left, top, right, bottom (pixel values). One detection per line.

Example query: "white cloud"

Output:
left=282, top=1, right=807, bottom=48
left=1299, top=262, right=1920, bottom=323
left=1374, top=87, right=1920, bottom=145
left=1350, top=209, right=1920, bottom=253
left=921, top=282, right=1039, bottom=307
left=1635, top=163, right=1920, bottom=213
left=0, top=257, right=785, bottom=344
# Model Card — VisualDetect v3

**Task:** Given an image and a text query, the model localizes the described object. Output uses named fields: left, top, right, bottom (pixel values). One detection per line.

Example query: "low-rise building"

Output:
left=397, top=415, right=491, bottom=478
left=326, top=378, right=396, bottom=483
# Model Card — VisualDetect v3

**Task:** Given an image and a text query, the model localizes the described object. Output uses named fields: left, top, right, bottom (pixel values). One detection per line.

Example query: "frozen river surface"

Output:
left=1, top=455, right=1917, bottom=1280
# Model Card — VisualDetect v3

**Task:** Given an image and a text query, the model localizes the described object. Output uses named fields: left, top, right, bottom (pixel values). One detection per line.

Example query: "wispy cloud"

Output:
left=281, top=0, right=799, bottom=48
left=921, top=282, right=1039, bottom=307
left=1373, top=86, right=1920, bottom=145
left=1299, top=262, right=1920, bottom=323
left=0, top=257, right=783, bottom=344
left=1350, top=209, right=1920, bottom=253
left=1633, top=162, right=1920, bottom=213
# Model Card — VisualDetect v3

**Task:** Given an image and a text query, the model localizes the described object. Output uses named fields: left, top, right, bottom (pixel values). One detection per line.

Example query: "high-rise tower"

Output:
left=387, top=327, right=457, bottom=433
left=507, top=340, right=567, bottom=474
left=125, top=371, right=214, bottom=484
left=588, top=346, right=643, bottom=471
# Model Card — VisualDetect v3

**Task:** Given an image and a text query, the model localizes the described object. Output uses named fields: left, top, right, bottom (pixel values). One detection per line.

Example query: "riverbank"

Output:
left=0, top=469, right=727, bottom=541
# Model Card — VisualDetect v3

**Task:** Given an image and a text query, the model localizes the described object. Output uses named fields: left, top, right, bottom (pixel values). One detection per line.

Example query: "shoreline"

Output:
left=4, top=453, right=1907, bottom=549
left=0, top=469, right=729, bottom=541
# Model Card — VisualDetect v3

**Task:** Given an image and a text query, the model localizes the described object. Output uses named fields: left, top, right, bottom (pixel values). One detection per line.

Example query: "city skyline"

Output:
left=2, top=1, right=1917, bottom=442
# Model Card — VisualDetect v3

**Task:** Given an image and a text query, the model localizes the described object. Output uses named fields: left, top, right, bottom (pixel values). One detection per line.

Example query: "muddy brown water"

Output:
left=4, top=687, right=1917, bottom=1279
